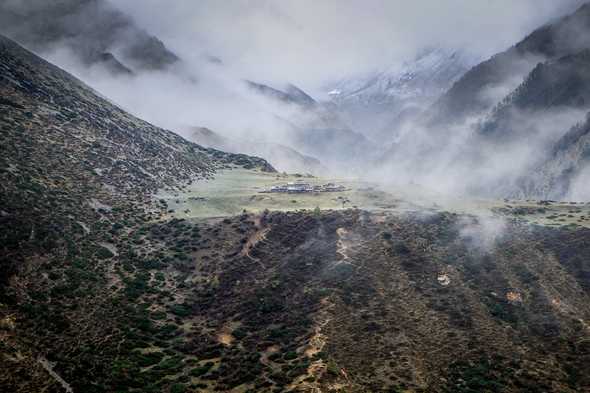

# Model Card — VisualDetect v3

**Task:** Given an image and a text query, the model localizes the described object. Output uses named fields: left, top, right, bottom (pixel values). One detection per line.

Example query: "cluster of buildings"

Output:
left=262, top=181, right=347, bottom=194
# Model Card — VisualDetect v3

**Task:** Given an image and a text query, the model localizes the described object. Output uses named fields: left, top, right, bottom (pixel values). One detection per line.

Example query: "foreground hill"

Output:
left=0, top=33, right=271, bottom=391
left=1, top=29, right=590, bottom=393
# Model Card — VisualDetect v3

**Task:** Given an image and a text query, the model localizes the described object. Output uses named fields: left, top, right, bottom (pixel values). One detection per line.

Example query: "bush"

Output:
left=95, top=245, right=115, bottom=259
left=190, top=362, right=214, bottom=377
left=283, top=351, right=298, bottom=361
left=169, top=304, right=191, bottom=317
left=170, top=383, right=186, bottom=393
left=135, top=351, right=164, bottom=367
left=327, top=359, right=340, bottom=376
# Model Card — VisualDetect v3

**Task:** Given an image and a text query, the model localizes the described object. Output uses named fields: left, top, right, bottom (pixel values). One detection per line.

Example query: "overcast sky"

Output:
left=113, top=0, right=586, bottom=90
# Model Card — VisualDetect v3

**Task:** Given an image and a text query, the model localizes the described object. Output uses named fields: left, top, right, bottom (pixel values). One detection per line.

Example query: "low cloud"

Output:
left=3, top=0, right=590, bottom=198
left=457, top=215, right=507, bottom=253
left=113, top=0, right=585, bottom=90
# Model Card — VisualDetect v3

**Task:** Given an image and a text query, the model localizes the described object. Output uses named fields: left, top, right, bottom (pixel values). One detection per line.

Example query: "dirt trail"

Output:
left=336, top=227, right=351, bottom=262
left=290, top=298, right=339, bottom=392
left=336, top=227, right=364, bottom=268
left=240, top=216, right=270, bottom=261
left=260, top=344, right=280, bottom=367
left=38, top=356, right=73, bottom=393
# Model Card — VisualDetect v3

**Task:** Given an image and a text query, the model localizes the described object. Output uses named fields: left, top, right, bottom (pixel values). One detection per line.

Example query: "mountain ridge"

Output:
left=0, top=0, right=179, bottom=74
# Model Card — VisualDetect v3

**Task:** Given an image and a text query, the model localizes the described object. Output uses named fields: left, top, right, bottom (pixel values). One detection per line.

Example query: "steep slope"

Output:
left=0, top=0, right=179, bottom=73
left=455, top=49, right=590, bottom=199
left=480, top=50, right=590, bottom=141
left=0, top=34, right=272, bottom=391
left=516, top=113, right=590, bottom=200
left=427, top=3, right=590, bottom=126
left=380, top=4, right=590, bottom=200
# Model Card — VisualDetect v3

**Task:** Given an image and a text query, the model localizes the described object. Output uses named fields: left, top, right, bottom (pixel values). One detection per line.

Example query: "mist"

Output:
left=2, top=0, right=590, bottom=199
left=112, top=0, right=586, bottom=89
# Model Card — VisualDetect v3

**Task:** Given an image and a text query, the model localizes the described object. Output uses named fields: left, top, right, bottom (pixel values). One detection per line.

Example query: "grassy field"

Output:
left=156, top=169, right=413, bottom=219
left=156, top=169, right=590, bottom=228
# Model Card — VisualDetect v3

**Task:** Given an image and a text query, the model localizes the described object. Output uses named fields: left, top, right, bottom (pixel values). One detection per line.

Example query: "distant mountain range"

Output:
left=243, top=80, right=382, bottom=173
left=325, top=48, right=477, bottom=141
left=4, top=0, right=590, bottom=200
left=190, top=127, right=326, bottom=175
left=426, top=3, right=590, bottom=127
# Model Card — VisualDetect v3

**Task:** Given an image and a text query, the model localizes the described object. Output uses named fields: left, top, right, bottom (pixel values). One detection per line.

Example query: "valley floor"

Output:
left=157, top=168, right=590, bottom=231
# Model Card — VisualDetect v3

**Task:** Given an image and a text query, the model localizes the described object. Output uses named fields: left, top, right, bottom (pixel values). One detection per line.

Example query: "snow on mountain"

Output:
left=325, top=48, right=478, bottom=141
left=330, top=47, right=476, bottom=105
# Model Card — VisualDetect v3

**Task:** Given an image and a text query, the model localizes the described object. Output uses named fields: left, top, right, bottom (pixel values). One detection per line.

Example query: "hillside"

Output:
left=480, top=50, right=590, bottom=141
left=2, top=32, right=590, bottom=393
left=0, top=33, right=272, bottom=391
left=427, top=3, right=590, bottom=126
left=379, top=3, right=590, bottom=201
left=515, top=113, right=590, bottom=200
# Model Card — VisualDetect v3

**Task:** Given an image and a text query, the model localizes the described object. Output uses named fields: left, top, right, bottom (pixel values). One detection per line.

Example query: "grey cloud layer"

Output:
left=112, top=0, right=585, bottom=89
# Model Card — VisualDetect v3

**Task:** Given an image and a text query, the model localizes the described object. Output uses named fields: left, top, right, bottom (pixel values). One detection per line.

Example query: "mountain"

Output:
left=461, top=7, right=590, bottom=199
left=2, top=32, right=590, bottom=393
left=245, top=80, right=348, bottom=129
left=0, top=32, right=273, bottom=391
left=326, top=48, right=475, bottom=141
left=379, top=3, right=590, bottom=201
left=190, top=127, right=327, bottom=175
left=479, top=49, right=590, bottom=142
left=246, top=81, right=317, bottom=108
left=245, top=80, right=381, bottom=172
left=427, top=3, right=590, bottom=126
left=515, top=113, right=590, bottom=200
left=0, top=0, right=179, bottom=73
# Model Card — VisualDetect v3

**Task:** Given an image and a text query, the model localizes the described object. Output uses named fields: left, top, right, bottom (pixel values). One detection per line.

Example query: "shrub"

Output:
left=169, top=304, right=191, bottom=317
left=190, top=362, right=214, bottom=377
left=95, top=245, right=115, bottom=259
left=170, top=383, right=186, bottom=393
left=283, top=351, right=297, bottom=361
left=135, top=351, right=164, bottom=367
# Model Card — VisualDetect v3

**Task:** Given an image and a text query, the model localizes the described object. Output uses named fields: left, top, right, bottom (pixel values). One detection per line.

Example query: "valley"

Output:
left=2, top=2, right=590, bottom=393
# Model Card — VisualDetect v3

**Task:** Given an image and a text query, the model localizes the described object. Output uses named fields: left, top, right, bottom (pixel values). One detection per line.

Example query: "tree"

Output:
left=313, top=206, right=321, bottom=217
